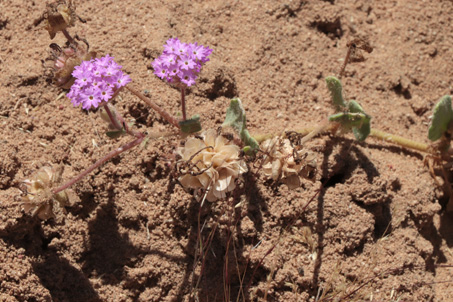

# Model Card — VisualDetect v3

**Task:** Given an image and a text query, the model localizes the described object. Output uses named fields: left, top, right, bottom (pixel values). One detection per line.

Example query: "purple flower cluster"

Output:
left=67, top=55, right=131, bottom=110
left=152, top=38, right=213, bottom=87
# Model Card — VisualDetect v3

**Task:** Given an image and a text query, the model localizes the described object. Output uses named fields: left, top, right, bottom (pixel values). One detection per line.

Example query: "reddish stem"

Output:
left=52, top=133, right=144, bottom=194
left=103, top=102, right=142, bottom=138
left=181, top=87, right=187, bottom=121
left=125, top=85, right=180, bottom=129
left=103, top=103, right=123, bottom=132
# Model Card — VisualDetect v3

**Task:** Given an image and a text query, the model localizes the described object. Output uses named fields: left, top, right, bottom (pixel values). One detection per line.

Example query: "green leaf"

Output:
left=348, top=100, right=365, bottom=113
left=348, top=100, right=371, bottom=141
left=328, top=100, right=371, bottom=141
left=428, top=95, right=453, bottom=141
left=325, top=76, right=347, bottom=111
left=240, top=129, right=260, bottom=156
left=106, top=129, right=126, bottom=139
left=328, top=111, right=366, bottom=127
left=223, top=98, right=247, bottom=134
left=352, top=118, right=371, bottom=141
left=222, top=98, right=259, bottom=156
left=179, top=115, right=202, bottom=134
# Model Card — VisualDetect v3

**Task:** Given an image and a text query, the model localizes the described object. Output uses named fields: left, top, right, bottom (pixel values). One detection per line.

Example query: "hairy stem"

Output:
left=103, top=102, right=142, bottom=138
left=52, top=133, right=144, bottom=194
left=62, top=29, right=74, bottom=44
left=299, top=121, right=338, bottom=146
left=103, top=103, right=123, bottom=132
left=125, top=85, right=180, bottom=129
left=253, top=125, right=430, bottom=154
left=181, top=87, right=187, bottom=121
left=253, top=122, right=338, bottom=144
left=369, top=128, right=429, bottom=153
left=339, top=45, right=352, bottom=79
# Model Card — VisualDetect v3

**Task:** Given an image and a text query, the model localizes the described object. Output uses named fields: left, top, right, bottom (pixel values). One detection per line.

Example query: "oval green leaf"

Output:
left=428, top=95, right=453, bottom=141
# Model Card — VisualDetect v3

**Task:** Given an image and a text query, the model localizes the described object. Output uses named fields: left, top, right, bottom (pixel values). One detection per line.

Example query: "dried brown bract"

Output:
left=260, top=136, right=317, bottom=189
left=20, top=165, right=69, bottom=220
left=177, top=129, right=248, bottom=202
left=43, top=0, right=77, bottom=39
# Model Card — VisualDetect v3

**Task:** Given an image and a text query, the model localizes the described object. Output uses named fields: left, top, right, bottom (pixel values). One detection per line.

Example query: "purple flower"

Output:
left=98, top=83, right=113, bottom=102
left=67, top=55, right=131, bottom=110
left=152, top=38, right=212, bottom=87
left=179, top=70, right=196, bottom=87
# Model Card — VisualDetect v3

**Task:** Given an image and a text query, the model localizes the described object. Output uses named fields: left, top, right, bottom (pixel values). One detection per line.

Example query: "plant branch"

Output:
left=369, top=128, right=430, bottom=153
left=103, top=102, right=143, bottom=138
left=103, top=103, right=124, bottom=132
left=125, top=85, right=180, bottom=129
left=253, top=124, right=431, bottom=154
left=253, top=122, right=338, bottom=144
left=52, top=133, right=144, bottom=194
left=299, top=121, right=339, bottom=146
left=181, top=87, right=187, bottom=121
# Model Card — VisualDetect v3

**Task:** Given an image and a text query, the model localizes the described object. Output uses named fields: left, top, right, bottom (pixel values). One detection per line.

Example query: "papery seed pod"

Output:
left=49, top=42, right=96, bottom=89
left=21, top=165, right=68, bottom=220
left=177, top=129, right=248, bottom=202
left=261, top=137, right=317, bottom=189
left=43, top=0, right=77, bottom=39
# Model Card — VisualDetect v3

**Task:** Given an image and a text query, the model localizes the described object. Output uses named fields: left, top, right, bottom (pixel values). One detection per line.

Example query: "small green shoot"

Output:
left=326, top=76, right=371, bottom=141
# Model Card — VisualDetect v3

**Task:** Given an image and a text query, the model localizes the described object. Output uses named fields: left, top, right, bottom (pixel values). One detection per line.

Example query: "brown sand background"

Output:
left=1, top=0, right=453, bottom=301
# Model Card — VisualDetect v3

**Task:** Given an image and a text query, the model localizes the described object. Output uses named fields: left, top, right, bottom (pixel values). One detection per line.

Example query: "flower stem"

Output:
left=102, top=102, right=142, bottom=138
left=181, top=87, right=187, bottom=121
left=103, top=103, right=123, bottom=132
left=125, top=85, right=180, bottom=129
left=52, top=133, right=145, bottom=194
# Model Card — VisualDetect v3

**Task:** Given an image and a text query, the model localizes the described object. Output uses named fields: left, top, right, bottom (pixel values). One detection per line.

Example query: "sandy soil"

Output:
left=1, top=0, right=453, bottom=301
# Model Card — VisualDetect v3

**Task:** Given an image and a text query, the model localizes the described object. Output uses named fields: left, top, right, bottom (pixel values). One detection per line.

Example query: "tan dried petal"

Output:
left=177, top=129, right=247, bottom=201
left=21, top=165, right=68, bottom=220
left=261, top=136, right=317, bottom=189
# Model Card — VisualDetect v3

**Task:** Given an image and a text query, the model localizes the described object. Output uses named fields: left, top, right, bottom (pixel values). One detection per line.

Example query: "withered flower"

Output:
left=177, top=129, right=248, bottom=202
left=49, top=42, right=96, bottom=89
left=21, top=165, right=68, bottom=220
left=261, top=137, right=317, bottom=189
left=43, top=0, right=77, bottom=39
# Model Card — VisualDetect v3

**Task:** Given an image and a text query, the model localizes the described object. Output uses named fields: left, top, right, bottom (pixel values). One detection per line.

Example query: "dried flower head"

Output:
left=66, top=55, right=131, bottom=110
left=43, top=0, right=77, bottom=39
left=261, top=137, right=317, bottom=189
left=177, top=129, right=247, bottom=202
left=49, top=42, right=96, bottom=89
left=152, top=38, right=213, bottom=87
left=21, top=165, right=68, bottom=220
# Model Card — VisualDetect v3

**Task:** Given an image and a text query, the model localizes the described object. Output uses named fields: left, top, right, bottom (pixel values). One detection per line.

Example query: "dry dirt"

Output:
left=1, top=0, right=453, bottom=301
